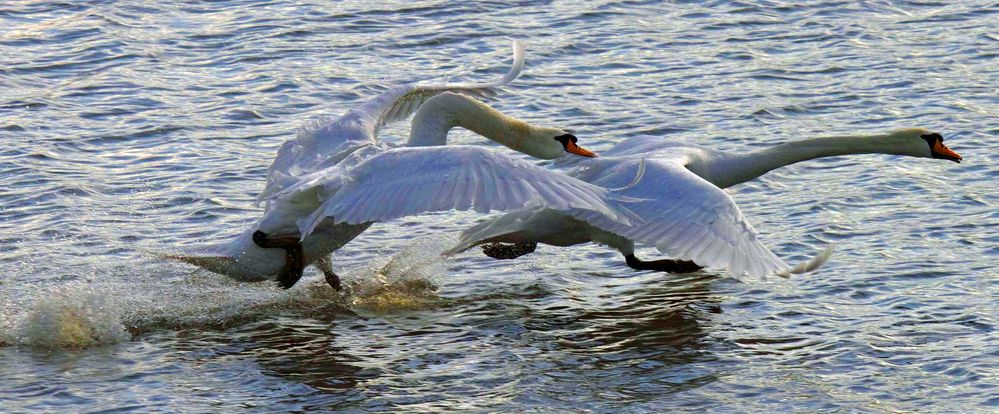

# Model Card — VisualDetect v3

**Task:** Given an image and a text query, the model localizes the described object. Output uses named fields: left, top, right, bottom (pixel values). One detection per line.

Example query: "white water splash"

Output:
left=3, top=281, right=130, bottom=349
left=0, top=235, right=457, bottom=349
left=347, top=234, right=456, bottom=313
left=0, top=265, right=336, bottom=349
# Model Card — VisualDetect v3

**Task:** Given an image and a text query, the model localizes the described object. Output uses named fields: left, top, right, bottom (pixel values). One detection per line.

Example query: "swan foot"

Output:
left=252, top=230, right=306, bottom=289
left=624, top=254, right=702, bottom=273
left=481, top=242, right=537, bottom=260
left=315, top=256, right=343, bottom=291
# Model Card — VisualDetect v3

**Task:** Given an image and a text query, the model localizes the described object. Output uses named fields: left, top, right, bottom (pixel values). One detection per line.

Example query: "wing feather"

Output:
left=478, top=163, right=496, bottom=212
left=356, top=40, right=526, bottom=133
left=297, top=146, right=633, bottom=237
left=569, top=158, right=791, bottom=278
left=454, top=169, right=473, bottom=212
left=260, top=41, right=526, bottom=204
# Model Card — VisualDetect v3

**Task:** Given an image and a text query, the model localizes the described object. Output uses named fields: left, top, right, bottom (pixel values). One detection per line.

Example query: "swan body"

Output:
left=448, top=129, right=962, bottom=278
left=174, top=42, right=627, bottom=288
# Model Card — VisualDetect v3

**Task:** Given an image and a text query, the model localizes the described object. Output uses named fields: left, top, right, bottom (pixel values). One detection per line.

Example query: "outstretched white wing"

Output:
left=259, top=41, right=527, bottom=205
left=295, top=146, right=634, bottom=238
left=571, top=157, right=793, bottom=278
left=357, top=40, right=526, bottom=130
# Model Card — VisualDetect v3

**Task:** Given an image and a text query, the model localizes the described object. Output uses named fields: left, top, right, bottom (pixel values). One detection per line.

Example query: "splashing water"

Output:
left=0, top=235, right=456, bottom=349
left=346, top=235, right=455, bottom=314
left=3, top=281, right=130, bottom=349
left=3, top=3, right=996, bottom=410
left=0, top=274, right=318, bottom=349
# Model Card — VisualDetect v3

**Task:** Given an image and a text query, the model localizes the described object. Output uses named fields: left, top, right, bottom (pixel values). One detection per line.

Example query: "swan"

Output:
left=446, top=129, right=963, bottom=278
left=171, top=42, right=630, bottom=289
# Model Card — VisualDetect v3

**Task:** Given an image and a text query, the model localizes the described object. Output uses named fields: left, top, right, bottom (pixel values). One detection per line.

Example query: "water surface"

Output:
left=2, top=1, right=997, bottom=412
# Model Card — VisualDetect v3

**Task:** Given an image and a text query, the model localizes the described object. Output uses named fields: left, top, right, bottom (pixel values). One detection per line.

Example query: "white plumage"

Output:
left=172, top=41, right=629, bottom=287
left=451, top=129, right=961, bottom=279
left=284, top=145, right=630, bottom=235
left=570, top=157, right=788, bottom=277
left=257, top=41, right=526, bottom=206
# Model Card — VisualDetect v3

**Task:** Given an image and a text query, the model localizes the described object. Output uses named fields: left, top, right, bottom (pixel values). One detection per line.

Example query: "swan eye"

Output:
left=554, top=133, right=578, bottom=149
left=555, top=133, right=597, bottom=157
left=921, top=133, right=942, bottom=144
left=920, top=132, right=943, bottom=150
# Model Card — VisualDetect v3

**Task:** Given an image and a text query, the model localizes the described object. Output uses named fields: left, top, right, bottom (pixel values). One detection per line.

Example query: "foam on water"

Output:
left=1, top=271, right=306, bottom=349
left=2, top=281, right=131, bottom=349
left=0, top=235, right=456, bottom=350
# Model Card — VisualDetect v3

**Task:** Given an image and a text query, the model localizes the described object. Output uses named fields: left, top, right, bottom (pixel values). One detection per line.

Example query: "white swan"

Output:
left=447, top=129, right=963, bottom=278
left=172, top=42, right=628, bottom=289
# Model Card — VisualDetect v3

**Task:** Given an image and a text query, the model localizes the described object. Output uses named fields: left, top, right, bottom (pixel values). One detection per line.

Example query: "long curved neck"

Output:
left=707, top=132, right=914, bottom=188
left=407, top=93, right=535, bottom=151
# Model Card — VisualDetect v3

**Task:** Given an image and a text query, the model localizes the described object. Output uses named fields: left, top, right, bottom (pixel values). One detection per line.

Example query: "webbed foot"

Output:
left=315, top=256, right=343, bottom=292
left=481, top=242, right=538, bottom=260
left=624, top=254, right=702, bottom=273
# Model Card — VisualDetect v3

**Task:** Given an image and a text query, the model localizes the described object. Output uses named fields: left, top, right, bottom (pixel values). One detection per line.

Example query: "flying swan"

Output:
left=172, top=41, right=632, bottom=289
left=446, top=129, right=963, bottom=278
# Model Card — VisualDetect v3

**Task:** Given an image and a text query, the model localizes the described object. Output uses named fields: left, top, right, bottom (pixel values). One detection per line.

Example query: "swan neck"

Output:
left=718, top=133, right=901, bottom=188
left=407, top=93, right=535, bottom=151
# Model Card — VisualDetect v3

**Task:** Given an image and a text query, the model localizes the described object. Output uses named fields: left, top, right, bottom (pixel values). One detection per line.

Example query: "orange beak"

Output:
left=933, top=141, right=962, bottom=163
left=566, top=141, right=597, bottom=158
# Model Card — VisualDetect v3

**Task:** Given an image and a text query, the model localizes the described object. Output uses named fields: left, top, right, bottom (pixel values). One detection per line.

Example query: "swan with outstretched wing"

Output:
left=449, top=130, right=962, bottom=279
left=171, top=42, right=631, bottom=289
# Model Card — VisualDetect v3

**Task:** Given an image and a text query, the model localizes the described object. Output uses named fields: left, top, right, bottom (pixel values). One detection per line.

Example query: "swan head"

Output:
left=890, top=128, right=962, bottom=163
left=517, top=127, right=596, bottom=159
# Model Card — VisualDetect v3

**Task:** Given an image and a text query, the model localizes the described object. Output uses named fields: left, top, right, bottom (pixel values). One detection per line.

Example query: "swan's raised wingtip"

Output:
left=778, top=244, right=835, bottom=277
left=492, top=39, right=526, bottom=87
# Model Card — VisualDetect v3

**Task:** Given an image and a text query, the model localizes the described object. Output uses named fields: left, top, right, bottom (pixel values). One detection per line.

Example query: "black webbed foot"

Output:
left=323, top=271, right=342, bottom=291
left=481, top=242, right=538, bottom=260
left=624, top=254, right=702, bottom=273
left=315, top=257, right=343, bottom=292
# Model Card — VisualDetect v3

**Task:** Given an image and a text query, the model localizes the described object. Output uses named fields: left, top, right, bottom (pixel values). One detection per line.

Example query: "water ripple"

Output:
left=1, top=0, right=997, bottom=412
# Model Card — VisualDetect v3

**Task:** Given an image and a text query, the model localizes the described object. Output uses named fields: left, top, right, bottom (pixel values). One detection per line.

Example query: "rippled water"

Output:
left=2, top=1, right=997, bottom=412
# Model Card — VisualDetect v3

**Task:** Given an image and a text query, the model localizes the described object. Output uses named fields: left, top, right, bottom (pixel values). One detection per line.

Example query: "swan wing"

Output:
left=571, top=157, right=791, bottom=278
left=259, top=41, right=526, bottom=205
left=354, top=40, right=525, bottom=134
left=296, top=146, right=633, bottom=238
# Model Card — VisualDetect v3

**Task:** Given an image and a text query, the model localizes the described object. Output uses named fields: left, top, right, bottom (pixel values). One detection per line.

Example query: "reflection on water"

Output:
left=178, top=320, right=369, bottom=394
left=572, top=274, right=718, bottom=353
left=165, top=271, right=729, bottom=411
left=2, top=0, right=998, bottom=411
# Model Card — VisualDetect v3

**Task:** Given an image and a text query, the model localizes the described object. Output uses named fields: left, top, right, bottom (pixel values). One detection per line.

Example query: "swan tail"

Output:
left=442, top=241, right=474, bottom=257
left=442, top=208, right=537, bottom=257
left=775, top=244, right=834, bottom=278
left=442, top=220, right=508, bottom=257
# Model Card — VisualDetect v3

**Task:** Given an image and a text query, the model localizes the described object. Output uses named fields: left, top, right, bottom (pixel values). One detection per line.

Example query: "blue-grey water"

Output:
left=2, top=1, right=997, bottom=412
